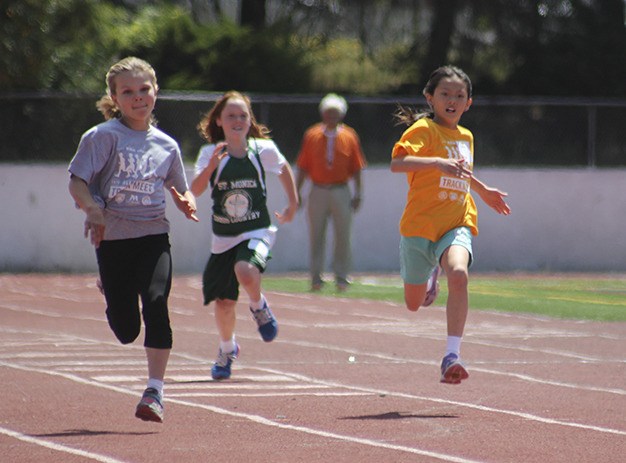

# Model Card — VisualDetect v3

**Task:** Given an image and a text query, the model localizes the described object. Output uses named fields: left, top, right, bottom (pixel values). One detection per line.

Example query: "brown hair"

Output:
left=197, top=91, right=270, bottom=143
left=96, top=57, right=159, bottom=123
left=394, top=65, right=473, bottom=126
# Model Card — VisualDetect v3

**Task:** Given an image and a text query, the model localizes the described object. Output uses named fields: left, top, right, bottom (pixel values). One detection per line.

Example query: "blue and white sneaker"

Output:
left=250, top=301, right=278, bottom=342
left=211, top=343, right=240, bottom=380
left=440, top=353, right=469, bottom=384
left=423, top=266, right=440, bottom=307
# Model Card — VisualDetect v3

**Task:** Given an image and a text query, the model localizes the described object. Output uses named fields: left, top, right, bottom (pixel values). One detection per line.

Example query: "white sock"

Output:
left=446, top=336, right=462, bottom=357
left=220, top=336, right=236, bottom=354
left=147, top=378, right=164, bottom=397
left=250, top=294, right=265, bottom=311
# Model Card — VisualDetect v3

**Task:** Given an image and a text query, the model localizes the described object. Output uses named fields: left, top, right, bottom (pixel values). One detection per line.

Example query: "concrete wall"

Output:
left=2, top=164, right=625, bottom=274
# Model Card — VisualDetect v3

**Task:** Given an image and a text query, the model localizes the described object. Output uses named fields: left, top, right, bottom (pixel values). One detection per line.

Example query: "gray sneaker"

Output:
left=250, top=301, right=278, bottom=342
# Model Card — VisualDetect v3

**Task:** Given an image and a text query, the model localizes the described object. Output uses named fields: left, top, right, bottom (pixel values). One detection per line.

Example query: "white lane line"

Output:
left=0, top=425, right=128, bottom=463
left=269, top=339, right=626, bottom=396
left=2, top=331, right=625, bottom=460
left=246, top=365, right=626, bottom=437
left=168, top=392, right=374, bottom=398
left=469, top=367, right=626, bottom=395
left=168, top=385, right=333, bottom=391
left=2, top=319, right=624, bottom=400
left=0, top=360, right=482, bottom=463
left=3, top=322, right=624, bottom=397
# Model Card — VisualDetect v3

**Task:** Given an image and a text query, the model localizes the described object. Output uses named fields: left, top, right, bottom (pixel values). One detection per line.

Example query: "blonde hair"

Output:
left=197, top=91, right=270, bottom=143
left=96, top=57, right=159, bottom=123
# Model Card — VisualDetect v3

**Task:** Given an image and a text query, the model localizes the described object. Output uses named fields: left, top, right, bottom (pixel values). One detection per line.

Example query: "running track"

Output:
left=1, top=274, right=624, bottom=462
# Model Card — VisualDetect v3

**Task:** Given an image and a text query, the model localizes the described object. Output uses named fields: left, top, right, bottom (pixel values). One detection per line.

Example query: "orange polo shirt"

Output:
left=296, top=123, right=366, bottom=184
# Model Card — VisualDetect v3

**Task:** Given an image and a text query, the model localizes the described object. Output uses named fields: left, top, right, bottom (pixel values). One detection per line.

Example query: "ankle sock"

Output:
left=147, top=378, right=164, bottom=398
left=445, top=336, right=462, bottom=357
left=220, top=336, right=237, bottom=354
left=250, top=294, right=265, bottom=311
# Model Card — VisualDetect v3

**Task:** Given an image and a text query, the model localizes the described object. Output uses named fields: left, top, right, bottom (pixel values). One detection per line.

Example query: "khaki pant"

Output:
left=306, top=184, right=352, bottom=285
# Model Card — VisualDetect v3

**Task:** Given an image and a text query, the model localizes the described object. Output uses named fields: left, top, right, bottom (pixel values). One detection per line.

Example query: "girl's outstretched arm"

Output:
left=191, top=142, right=228, bottom=197
left=470, top=176, right=511, bottom=215
left=275, top=162, right=299, bottom=224
left=68, top=174, right=106, bottom=247
left=169, top=187, right=199, bottom=222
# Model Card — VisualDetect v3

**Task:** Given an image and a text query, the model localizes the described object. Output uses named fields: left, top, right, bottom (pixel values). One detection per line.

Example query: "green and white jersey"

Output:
left=194, top=138, right=287, bottom=253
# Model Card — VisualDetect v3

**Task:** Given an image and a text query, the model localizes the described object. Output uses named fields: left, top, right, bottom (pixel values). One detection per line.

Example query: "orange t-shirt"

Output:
left=296, top=123, right=366, bottom=184
left=391, top=118, right=478, bottom=241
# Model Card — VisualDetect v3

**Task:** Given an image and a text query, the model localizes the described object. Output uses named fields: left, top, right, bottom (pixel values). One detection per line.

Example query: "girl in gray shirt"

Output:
left=68, top=57, right=197, bottom=423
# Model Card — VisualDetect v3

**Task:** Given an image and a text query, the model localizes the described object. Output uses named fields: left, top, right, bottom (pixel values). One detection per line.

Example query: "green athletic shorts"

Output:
left=202, top=239, right=271, bottom=304
left=400, top=226, right=473, bottom=285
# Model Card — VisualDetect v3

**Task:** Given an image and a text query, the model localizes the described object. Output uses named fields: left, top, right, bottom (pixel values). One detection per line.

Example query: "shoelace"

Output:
left=251, top=305, right=274, bottom=325
left=215, top=348, right=236, bottom=367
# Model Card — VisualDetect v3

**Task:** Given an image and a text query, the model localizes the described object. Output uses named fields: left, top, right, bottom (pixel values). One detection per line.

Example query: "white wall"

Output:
left=2, top=164, right=625, bottom=273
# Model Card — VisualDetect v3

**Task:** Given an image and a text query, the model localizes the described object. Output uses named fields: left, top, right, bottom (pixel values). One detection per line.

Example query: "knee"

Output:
left=106, top=307, right=140, bottom=344
left=446, top=267, right=469, bottom=292
left=404, top=296, right=422, bottom=312
left=111, top=326, right=140, bottom=345
left=234, top=262, right=259, bottom=287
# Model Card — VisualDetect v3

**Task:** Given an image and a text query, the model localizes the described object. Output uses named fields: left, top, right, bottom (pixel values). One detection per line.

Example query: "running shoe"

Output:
left=211, top=343, right=240, bottom=380
left=135, top=387, right=164, bottom=423
left=311, top=278, right=324, bottom=292
left=250, top=301, right=278, bottom=342
left=440, top=353, right=469, bottom=384
left=423, top=266, right=440, bottom=307
left=336, top=277, right=351, bottom=292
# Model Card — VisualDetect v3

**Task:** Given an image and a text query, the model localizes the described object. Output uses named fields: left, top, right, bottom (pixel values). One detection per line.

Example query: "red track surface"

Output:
left=1, top=274, right=625, bottom=462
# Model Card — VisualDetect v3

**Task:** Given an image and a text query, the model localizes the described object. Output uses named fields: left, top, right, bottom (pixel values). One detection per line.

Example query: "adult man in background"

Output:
left=296, top=93, right=367, bottom=291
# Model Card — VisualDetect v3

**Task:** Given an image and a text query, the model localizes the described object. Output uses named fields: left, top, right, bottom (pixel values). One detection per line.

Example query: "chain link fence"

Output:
left=2, top=92, right=625, bottom=167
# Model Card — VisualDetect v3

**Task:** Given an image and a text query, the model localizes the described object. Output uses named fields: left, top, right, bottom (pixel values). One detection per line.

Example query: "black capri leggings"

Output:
left=96, top=233, right=173, bottom=349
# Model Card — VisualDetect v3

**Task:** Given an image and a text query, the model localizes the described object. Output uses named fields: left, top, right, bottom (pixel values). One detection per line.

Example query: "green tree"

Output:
left=0, top=0, right=124, bottom=91
left=452, top=0, right=626, bottom=96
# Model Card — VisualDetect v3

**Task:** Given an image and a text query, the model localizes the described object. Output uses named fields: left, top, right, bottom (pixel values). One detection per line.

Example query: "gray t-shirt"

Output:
left=69, top=118, right=189, bottom=240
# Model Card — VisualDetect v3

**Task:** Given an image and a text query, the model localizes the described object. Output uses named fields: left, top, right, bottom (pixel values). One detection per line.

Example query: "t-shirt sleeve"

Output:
left=392, top=124, right=430, bottom=159
left=165, top=146, right=189, bottom=193
left=257, top=139, right=287, bottom=175
left=194, top=144, right=215, bottom=177
left=68, top=127, right=112, bottom=184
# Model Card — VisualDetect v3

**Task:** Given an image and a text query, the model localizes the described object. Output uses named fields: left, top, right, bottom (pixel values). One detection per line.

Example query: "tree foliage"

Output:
left=1, top=0, right=625, bottom=96
left=0, top=0, right=121, bottom=91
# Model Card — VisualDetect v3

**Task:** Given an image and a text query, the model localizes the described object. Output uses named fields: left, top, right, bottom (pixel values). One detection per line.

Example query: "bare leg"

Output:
left=439, top=245, right=471, bottom=337
left=234, top=261, right=262, bottom=303
left=146, top=347, right=170, bottom=381
left=403, top=282, right=428, bottom=312
left=214, top=298, right=237, bottom=342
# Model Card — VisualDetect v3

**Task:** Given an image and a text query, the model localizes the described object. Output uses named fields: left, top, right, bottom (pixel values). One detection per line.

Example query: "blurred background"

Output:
left=2, top=0, right=625, bottom=165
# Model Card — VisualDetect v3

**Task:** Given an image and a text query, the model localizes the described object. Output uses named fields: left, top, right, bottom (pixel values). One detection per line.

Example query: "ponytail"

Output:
left=393, top=104, right=433, bottom=127
left=96, top=95, right=121, bottom=121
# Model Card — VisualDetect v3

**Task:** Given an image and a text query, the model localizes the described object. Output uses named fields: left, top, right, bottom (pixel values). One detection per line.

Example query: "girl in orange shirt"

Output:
left=391, top=66, right=511, bottom=384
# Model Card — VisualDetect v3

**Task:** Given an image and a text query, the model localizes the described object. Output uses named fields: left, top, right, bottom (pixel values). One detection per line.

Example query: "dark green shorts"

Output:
left=202, top=239, right=271, bottom=304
